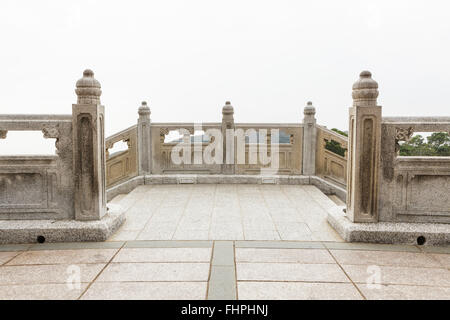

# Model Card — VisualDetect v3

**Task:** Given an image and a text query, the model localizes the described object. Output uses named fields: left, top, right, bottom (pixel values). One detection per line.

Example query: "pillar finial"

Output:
left=75, top=69, right=102, bottom=105
left=222, top=101, right=234, bottom=116
left=352, top=70, right=379, bottom=105
left=304, top=101, right=316, bottom=116
left=138, top=100, right=151, bottom=117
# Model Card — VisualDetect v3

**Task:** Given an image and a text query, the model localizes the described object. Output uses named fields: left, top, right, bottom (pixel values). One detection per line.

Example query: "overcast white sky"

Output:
left=1, top=0, right=449, bottom=154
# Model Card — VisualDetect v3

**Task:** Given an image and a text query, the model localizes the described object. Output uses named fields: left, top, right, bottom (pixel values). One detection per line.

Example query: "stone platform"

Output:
left=0, top=205, right=125, bottom=244
left=328, top=207, right=450, bottom=246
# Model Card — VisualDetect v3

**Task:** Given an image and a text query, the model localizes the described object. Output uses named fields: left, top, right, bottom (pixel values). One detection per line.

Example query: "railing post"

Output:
left=72, top=69, right=107, bottom=221
left=346, top=71, right=381, bottom=223
left=137, top=101, right=152, bottom=175
left=302, top=101, right=316, bottom=175
left=222, top=101, right=235, bottom=174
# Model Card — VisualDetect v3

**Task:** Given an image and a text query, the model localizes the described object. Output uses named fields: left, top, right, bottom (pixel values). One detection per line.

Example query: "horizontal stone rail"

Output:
left=379, top=117, right=450, bottom=224
left=0, top=115, right=74, bottom=220
left=316, top=125, right=348, bottom=186
left=106, top=125, right=138, bottom=188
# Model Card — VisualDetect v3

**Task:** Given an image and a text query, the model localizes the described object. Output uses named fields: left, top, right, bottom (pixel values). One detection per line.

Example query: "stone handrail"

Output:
left=315, top=125, right=348, bottom=186
left=105, top=124, right=138, bottom=187
left=0, top=115, right=74, bottom=220
left=379, top=116, right=450, bottom=224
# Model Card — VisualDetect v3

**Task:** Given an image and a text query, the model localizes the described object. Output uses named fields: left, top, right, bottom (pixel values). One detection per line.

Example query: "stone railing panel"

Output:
left=379, top=118, right=450, bottom=224
left=0, top=115, right=74, bottom=220
left=106, top=125, right=138, bottom=187
left=316, top=125, right=348, bottom=185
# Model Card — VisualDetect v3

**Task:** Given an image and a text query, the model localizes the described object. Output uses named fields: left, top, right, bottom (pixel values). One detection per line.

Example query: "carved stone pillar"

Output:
left=346, top=71, right=381, bottom=223
left=302, top=102, right=316, bottom=175
left=137, top=101, right=152, bottom=175
left=222, top=101, right=235, bottom=174
left=72, top=69, right=106, bottom=221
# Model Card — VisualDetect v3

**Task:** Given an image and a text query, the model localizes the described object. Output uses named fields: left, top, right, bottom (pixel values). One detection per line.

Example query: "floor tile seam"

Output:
left=207, top=185, right=218, bottom=240
left=205, top=241, right=215, bottom=299
left=236, top=279, right=353, bottom=284
left=325, top=246, right=367, bottom=300
left=279, top=186, right=317, bottom=237
left=236, top=185, right=248, bottom=241
left=234, top=261, right=338, bottom=265
left=136, top=187, right=178, bottom=240
left=124, top=240, right=213, bottom=248
left=1, top=251, right=26, bottom=266
left=337, top=263, right=450, bottom=271
left=0, top=281, right=93, bottom=286
left=27, top=243, right=125, bottom=251
left=172, top=187, right=196, bottom=239
left=258, top=184, right=283, bottom=240
left=122, top=186, right=154, bottom=213
left=90, top=280, right=210, bottom=284
left=76, top=241, right=126, bottom=300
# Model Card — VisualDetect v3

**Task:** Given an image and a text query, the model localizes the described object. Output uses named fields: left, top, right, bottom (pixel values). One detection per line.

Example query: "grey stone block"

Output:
left=327, top=206, right=450, bottom=246
left=0, top=204, right=125, bottom=244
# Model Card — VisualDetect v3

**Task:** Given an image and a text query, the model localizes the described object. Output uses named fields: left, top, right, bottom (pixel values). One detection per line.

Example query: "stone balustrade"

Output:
left=105, top=101, right=348, bottom=188
left=1, top=68, right=448, bottom=245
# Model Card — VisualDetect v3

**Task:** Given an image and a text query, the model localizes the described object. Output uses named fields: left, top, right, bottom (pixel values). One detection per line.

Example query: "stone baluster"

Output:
left=72, top=69, right=106, bottom=221
left=346, top=71, right=381, bottom=223
left=137, top=101, right=152, bottom=175
left=302, top=101, right=317, bottom=175
left=222, top=101, right=235, bottom=174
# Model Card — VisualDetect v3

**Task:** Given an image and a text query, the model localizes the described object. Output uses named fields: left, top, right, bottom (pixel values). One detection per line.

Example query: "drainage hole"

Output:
left=37, top=235, right=46, bottom=244
left=417, top=236, right=426, bottom=246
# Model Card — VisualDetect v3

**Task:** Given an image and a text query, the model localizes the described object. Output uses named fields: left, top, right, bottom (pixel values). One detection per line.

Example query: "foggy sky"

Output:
left=1, top=0, right=449, bottom=154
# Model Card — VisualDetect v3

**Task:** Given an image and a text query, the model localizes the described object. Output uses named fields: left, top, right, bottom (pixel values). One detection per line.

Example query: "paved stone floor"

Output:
left=0, top=185, right=449, bottom=300
left=108, top=184, right=344, bottom=242
left=0, top=240, right=449, bottom=299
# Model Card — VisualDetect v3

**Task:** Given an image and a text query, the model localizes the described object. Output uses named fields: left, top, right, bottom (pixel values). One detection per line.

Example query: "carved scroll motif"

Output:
left=395, top=127, right=414, bottom=153
left=42, top=125, right=60, bottom=153
left=0, top=130, right=7, bottom=139
left=159, top=128, right=169, bottom=143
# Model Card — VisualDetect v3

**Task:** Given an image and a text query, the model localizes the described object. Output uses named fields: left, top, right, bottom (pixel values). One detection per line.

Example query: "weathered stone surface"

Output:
left=0, top=115, right=74, bottom=220
left=0, top=204, right=125, bottom=244
left=72, top=70, right=107, bottom=221
left=327, top=206, right=450, bottom=245
left=302, top=102, right=316, bottom=175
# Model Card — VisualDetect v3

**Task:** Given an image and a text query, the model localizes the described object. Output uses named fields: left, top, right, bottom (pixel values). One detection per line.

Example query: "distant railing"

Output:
left=316, top=125, right=348, bottom=185
left=104, top=101, right=353, bottom=188
left=106, top=125, right=138, bottom=187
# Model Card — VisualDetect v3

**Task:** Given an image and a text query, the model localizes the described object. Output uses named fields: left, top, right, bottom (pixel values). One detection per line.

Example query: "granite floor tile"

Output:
left=113, top=248, right=211, bottom=263
left=7, top=249, right=118, bottom=265
left=342, top=264, right=450, bottom=287
left=430, top=254, right=450, bottom=268
left=0, top=283, right=89, bottom=300
left=82, top=281, right=207, bottom=300
left=357, top=283, right=450, bottom=300
left=237, top=263, right=349, bottom=283
left=238, top=282, right=363, bottom=300
left=235, top=248, right=335, bottom=264
left=331, top=250, right=442, bottom=268
left=0, top=264, right=105, bottom=285
left=97, top=263, right=210, bottom=282
left=0, top=252, right=20, bottom=265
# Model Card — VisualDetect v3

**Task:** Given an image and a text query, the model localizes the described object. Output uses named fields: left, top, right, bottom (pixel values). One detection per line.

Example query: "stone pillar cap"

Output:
left=222, top=101, right=234, bottom=115
left=75, top=69, right=102, bottom=105
left=352, top=70, right=379, bottom=101
left=304, top=101, right=316, bottom=115
left=138, top=101, right=151, bottom=116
